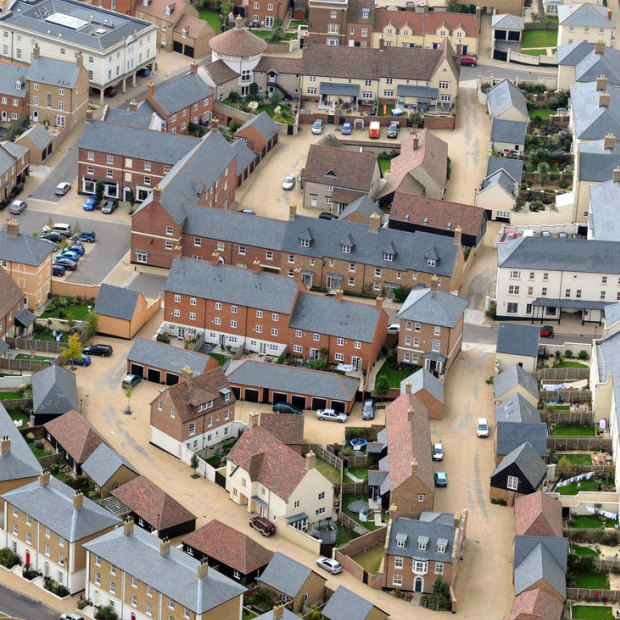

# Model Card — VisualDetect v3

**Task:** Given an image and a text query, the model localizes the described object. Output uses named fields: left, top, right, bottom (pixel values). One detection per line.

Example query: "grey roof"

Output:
left=289, top=293, right=382, bottom=343
left=104, top=107, right=158, bottom=129
left=94, top=283, right=140, bottom=321
left=180, top=208, right=459, bottom=276
left=32, top=365, right=78, bottom=416
left=399, top=368, right=444, bottom=403
left=604, top=302, right=620, bottom=328
left=368, top=470, right=388, bottom=487
left=83, top=525, right=245, bottom=613
left=17, top=124, right=53, bottom=150
left=0, top=403, right=41, bottom=481
left=397, top=285, right=468, bottom=328
left=3, top=141, right=29, bottom=161
left=127, top=338, right=215, bottom=376
left=491, top=119, right=527, bottom=145
left=496, top=322, right=540, bottom=357
left=514, top=535, right=568, bottom=571
left=255, top=609, right=298, bottom=620
left=496, top=422, right=548, bottom=457
left=0, top=341, right=8, bottom=357
left=338, top=194, right=382, bottom=222
left=2, top=476, right=120, bottom=541
left=514, top=536, right=568, bottom=598
left=589, top=179, right=620, bottom=240
left=319, top=82, right=360, bottom=97
left=558, top=3, right=613, bottom=27
left=557, top=41, right=595, bottom=66
left=578, top=137, right=620, bottom=182
left=0, top=228, right=53, bottom=267
left=81, top=443, right=137, bottom=488
left=494, top=393, right=541, bottom=424
left=575, top=46, right=620, bottom=85
left=79, top=120, right=198, bottom=164
left=322, top=586, right=379, bottom=620
left=480, top=169, right=518, bottom=196
left=487, top=79, right=528, bottom=119
left=486, top=156, right=523, bottom=183
left=225, top=359, right=359, bottom=401
left=0, top=0, right=155, bottom=52
left=570, top=82, right=620, bottom=141
left=498, top=236, right=620, bottom=274
left=491, top=14, right=524, bottom=29
left=386, top=515, right=455, bottom=562
left=0, top=146, right=17, bottom=178
left=494, top=364, right=539, bottom=400
left=596, top=330, right=620, bottom=431
left=396, top=84, right=439, bottom=100
left=26, top=57, right=80, bottom=88
left=149, top=72, right=213, bottom=116
left=15, top=307, right=35, bottom=327
left=231, top=139, right=257, bottom=176
left=260, top=552, right=323, bottom=598
left=532, top=297, right=610, bottom=311
left=491, top=441, right=547, bottom=488
left=165, top=258, right=300, bottom=314
left=236, top=111, right=280, bottom=141
left=0, top=64, right=27, bottom=98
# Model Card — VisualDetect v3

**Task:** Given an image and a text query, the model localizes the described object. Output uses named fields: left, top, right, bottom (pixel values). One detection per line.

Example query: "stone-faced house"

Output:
left=495, top=323, right=541, bottom=374
left=493, top=364, right=540, bottom=407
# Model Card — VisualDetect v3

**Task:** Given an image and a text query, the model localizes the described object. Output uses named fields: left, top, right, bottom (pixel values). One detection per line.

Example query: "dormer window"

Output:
left=427, top=258, right=436, bottom=267
left=15, top=80, right=21, bottom=90
left=362, top=7, right=369, bottom=18
left=417, top=536, right=428, bottom=551
left=396, top=533, right=407, bottom=548
left=437, top=538, right=448, bottom=553
left=341, top=244, right=351, bottom=254
left=384, top=252, right=394, bottom=262
left=301, top=239, right=310, bottom=248
left=298, top=228, right=314, bottom=248
left=423, top=217, right=429, bottom=224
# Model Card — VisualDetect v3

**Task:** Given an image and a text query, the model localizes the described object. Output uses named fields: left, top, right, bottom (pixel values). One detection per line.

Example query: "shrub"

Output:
left=95, top=605, right=119, bottom=620
left=22, top=565, right=37, bottom=580
left=558, top=179, right=569, bottom=189
left=0, top=547, right=20, bottom=568
left=392, top=286, right=410, bottom=304
left=156, top=332, right=170, bottom=344
left=43, top=577, right=69, bottom=597
left=564, top=349, right=573, bottom=358
left=421, top=577, right=452, bottom=611
left=486, top=300, right=497, bottom=320
left=34, top=440, right=44, bottom=450
left=229, top=119, right=241, bottom=133
left=77, top=599, right=91, bottom=610
left=579, top=350, right=589, bottom=360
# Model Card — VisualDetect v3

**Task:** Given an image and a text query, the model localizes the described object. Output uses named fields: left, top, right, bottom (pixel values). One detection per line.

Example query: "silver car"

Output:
left=316, top=556, right=343, bottom=574
left=9, top=199, right=26, bottom=214
left=316, top=408, right=347, bottom=423
left=282, top=174, right=296, bottom=190
left=362, top=399, right=375, bottom=420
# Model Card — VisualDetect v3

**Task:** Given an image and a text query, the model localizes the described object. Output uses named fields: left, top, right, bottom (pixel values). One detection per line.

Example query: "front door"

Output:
left=131, top=614, right=136, bottom=620
left=352, top=356, right=362, bottom=371
left=259, top=342, right=266, bottom=354
left=414, top=577, right=423, bottom=592
left=219, top=334, right=226, bottom=347
left=25, top=551, right=30, bottom=566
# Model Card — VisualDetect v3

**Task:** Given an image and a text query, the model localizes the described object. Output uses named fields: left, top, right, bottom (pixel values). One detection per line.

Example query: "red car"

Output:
left=540, top=325, right=554, bottom=338
left=461, top=55, right=478, bottom=66
left=249, top=516, right=276, bottom=536
left=104, top=86, right=117, bottom=97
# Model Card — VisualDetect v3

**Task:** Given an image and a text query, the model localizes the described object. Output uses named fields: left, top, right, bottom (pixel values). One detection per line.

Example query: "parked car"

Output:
left=9, top=200, right=26, bottom=214
left=60, top=614, right=84, bottom=620
left=57, top=250, right=80, bottom=262
left=68, top=354, right=91, bottom=367
left=461, top=55, right=478, bottom=66
left=316, top=557, right=343, bottom=575
left=282, top=174, right=296, bottom=191
left=102, top=198, right=119, bottom=214
left=240, top=208, right=255, bottom=214
left=122, top=374, right=141, bottom=388
left=53, top=258, right=77, bottom=271
left=55, top=182, right=71, bottom=196
left=341, top=122, right=352, bottom=135
left=558, top=231, right=568, bottom=238
left=434, top=471, right=448, bottom=487
left=83, top=196, right=97, bottom=211
left=362, top=399, right=375, bottom=421
left=387, top=323, right=400, bottom=334
left=476, top=417, right=489, bottom=438
left=137, top=67, right=151, bottom=77
left=273, top=402, right=302, bottom=414
left=42, top=231, right=64, bottom=244
left=75, top=231, right=96, bottom=243
left=316, top=408, right=347, bottom=423
left=249, top=516, right=276, bottom=536
left=540, top=325, right=554, bottom=338
left=387, top=121, right=400, bottom=139
left=83, top=344, right=113, bottom=357
left=67, top=244, right=85, bottom=256
left=318, top=211, right=334, bottom=220
left=52, top=264, right=66, bottom=277
left=104, top=86, right=117, bottom=97
left=311, top=119, right=324, bottom=135
left=432, top=442, right=444, bottom=461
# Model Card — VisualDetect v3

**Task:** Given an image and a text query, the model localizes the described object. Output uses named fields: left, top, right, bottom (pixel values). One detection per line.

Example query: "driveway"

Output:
left=29, top=138, right=79, bottom=203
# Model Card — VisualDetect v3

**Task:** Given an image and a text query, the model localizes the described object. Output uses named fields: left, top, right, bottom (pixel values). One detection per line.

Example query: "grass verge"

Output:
left=375, top=362, right=419, bottom=388
left=572, top=605, right=614, bottom=619
left=352, top=544, right=385, bottom=574
left=520, top=28, right=557, bottom=48
left=554, top=425, right=595, bottom=436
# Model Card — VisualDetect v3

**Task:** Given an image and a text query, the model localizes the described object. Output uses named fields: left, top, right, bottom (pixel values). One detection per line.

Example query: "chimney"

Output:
left=249, top=411, right=260, bottom=428
left=430, top=274, right=439, bottom=291
left=160, top=538, right=171, bottom=557
left=369, top=212, right=381, bottom=233
left=147, top=81, right=155, bottom=98
left=596, top=74, right=608, bottom=91
left=453, top=226, right=462, bottom=247
left=6, top=219, right=19, bottom=239
left=152, top=186, right=162, bottom=201
left=410, top=459, right=418, bottom=476
left=289, top=202, right=297, bottom=221
left=407, top=406, right=414, bottom=421
left=375, top=295, right=383, bottom=310
left=190, top=61, right=198, bottom=74
left=76, top=50, right=83, bottom=67
left=378, top=36, right=385, bottom=50
left=614, top=167, right=620, bottom=183
left=73, top=491, right=84, bottom=510
left=32, top=43, right=40, bottom=60
left=211, top=118, right=220, bottom=131
left=412, top=135, right=419, bottom=150
left=182, top=365, right=193, bottom=386
left=273, top=605, right=287, bottom=620
left=293, top=267, right=302, bottom=283
left=405, top=380, right=412, bottom=394
left=251, top=258, right=261, bottom=275
left=599, top=91, right=611, bottom=107
left=129, top=99, right=138, bottom=112
left=454, top=512, right=461, bottom=531
left=604, top=133, right=616, bottom=150
left=197, top=560, right=209, bottom=579
left=336, top=288, right=344, bottom=302
left=86, top=106, right=93, bottom=121
left=305, top=450, right=316, bottom=470
left=595, top=40, right=606, bottom=55
left=123, top=519, right=134, bottom=536
left=389, top=503, right=398, bottom=523
left=609, top=7, right=613, bottom=20
left=39, top=470, right=50, bottom=487
left=0, top=436, right=10, bottom=454
left=210, top=251, right=220, bottom=266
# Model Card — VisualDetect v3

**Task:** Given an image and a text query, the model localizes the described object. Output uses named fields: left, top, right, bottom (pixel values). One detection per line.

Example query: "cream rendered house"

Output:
left=557, top=3, right=614, bottom=46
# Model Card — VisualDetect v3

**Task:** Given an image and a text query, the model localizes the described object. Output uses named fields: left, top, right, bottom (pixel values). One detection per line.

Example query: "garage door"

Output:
left=493, top=49, right=508, bottom=61
left=130, top=363, right=144, bottom=377
left=508, top=31, right=520, bottom=41
left=184, top=45, right=194, bottom=58
left=147, top=368, right=161, bottom=383
left=232, top=387, right=241, bottom=399
left=244, top=388, right=259, bottom=403
left=173, top=41, right=183, bottom=53
left=291, top=395, right=306, bottom=410
left=272, top=392, right=288, bottom=405
left=332, top=401, right=345, bottom=413
left=494, top=30, right=507, bottom=40
left=165, top=373, right=179, bottom=386
left=311, top=397, right=327, bottom=410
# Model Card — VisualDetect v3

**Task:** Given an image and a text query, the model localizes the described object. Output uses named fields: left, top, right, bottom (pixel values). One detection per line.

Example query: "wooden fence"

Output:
left=548, top=436, right=612, bottom=451
left=594, top=557, right=620, bottom=573
left=342, top=481, right=368, bottom=495
left=564, top=528, right=620, bottom=544
left=540, top=409, right=593, bottom=425
left=5, top=336, right=65, bottom=354
left=554, top=464, right=613, bottom=479
left=541, top=390, right=592, bottom=404
left=0, top=358, right=53, bottom=372
left=0, top=398, right=31, bottom=410
left=537, top=367, right=590, bottom=382
left=567, top=588, right=620, bottom=602
left=303, top=443, right=344, bottom=473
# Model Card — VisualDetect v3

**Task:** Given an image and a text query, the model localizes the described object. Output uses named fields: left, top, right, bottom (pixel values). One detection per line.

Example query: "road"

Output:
left=460, top=62, right=556, bottom=83
left=30, top=138, right=79, bottom=203
left=0, top=581, right=59, bottom=620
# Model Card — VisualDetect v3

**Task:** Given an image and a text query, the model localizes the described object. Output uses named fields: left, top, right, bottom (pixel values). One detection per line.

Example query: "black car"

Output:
left=83, top=344, right=113, bottom=357
left=273, top=402, right=302, bottom=414
left=54, top=258, right=77, bottom=270
left=41, top=231, right=64, bottom=243
left=52, top=264, right=66, bottom=277
left=102, top=198, right=119, bottom=214
left=318, top=212, right=334, bottom=220
left=387, top=122, right=400, bottom=139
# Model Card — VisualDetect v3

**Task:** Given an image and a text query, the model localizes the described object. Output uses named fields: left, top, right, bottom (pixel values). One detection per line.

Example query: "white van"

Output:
left=42, top=223, right=72, bottom=237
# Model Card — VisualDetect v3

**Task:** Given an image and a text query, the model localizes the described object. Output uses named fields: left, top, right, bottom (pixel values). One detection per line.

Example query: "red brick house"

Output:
left=248, top=0, right=289, bottom=29
left=0, top=143, right=29, bottom=203
left=505, top=588, right=564, bottom=620
left=514, top=493, right=563, bottom=538
left=0, top=267, right=28, bottom=340
left=0, top=64, right=27, bottom=124
left=234, top=112, right=279, bottom=160
left=307, top=0, right=374, bottom=47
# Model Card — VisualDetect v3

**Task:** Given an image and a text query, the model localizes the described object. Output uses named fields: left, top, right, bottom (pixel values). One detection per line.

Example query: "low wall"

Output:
left=37, top=452, right=64, bottom=468
left=335, top=527, right=387, bottom=590
left=278, top=523, right=321, bottom=554
left=0, top=374, right=30, bottom=389
left=0, top=398, right=31, bottom=411
left=542, top=343, right=592, bottom=360
left=539, top=409, right=593, bottom=425
left=423, top=115, right=455, bottom=130
left=50, top=281, right=99, bottom=300
left=508, top=48, right=558, bottom=66
left=551, top=490, right=619, bottom=512
left=180, top=444, right=218, bottom=483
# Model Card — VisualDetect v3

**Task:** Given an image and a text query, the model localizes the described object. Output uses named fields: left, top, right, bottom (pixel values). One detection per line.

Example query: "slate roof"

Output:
left=494, top=393, right=541, bottom=424
left=515, top=492, right=563, bottom=537
left=0, top=146, right=18, bottom=178
left=479, top=169, right=518, bottom=196
left=289, top=293, right=383, bottom=343
left=491, top=119, right=527, bottom=145
left=254, top=609, right=298, bottom=620
left=514, top=534, right=568, bottom=576
left=236, top=111, right=280, bottom=142
left=496, top=323, right=540, bottom=357
left=127, top=337, right=215, bottom=377
left=494, top=364, right=539, bottom=401
left=182, top=519, right=273, bottom=574
left=557, top=41, right=595, bottom=66
left=44, top=409, right=104, bottom=464
left=558, top=3, right=613, bottom=27
left=386, top=513, right=455, bottom=562
left=0, top=267, right=25, bottom=324
left=570, top=81, right=620, bottom=141
left=0, top=64, right=27, bottom=98
left=486, top=156, right=524, bottom=183
left=339, top=194, right=382, bottom=222
left=259, top=412, right=304, bottom=446
left=596, top=330, right=620, bottom=431
left=84, top=524, right=246, bottom=613
left=105, top=107, right=159, bottom=129
left=0, top=227, right=53, bottom=267
left=0, top=403, right=41, bottom=481
left=81, top=443, right=137, bottom=488
left=397, top=284, right=468, bottom=328
left=32, top=365, right=78, bottom=416
left=3, top=141, right=29, bottom=161
left=499, top=236, right=620, bottom=274
left=16, top=124, right=53, bottom=150
left=227, top=426, right=314, bottom=501
left=200, top=59, right=239, bottom=85
left=2, top=475, right=120, bottom=541
left=111, top=476, right=196, bottom=530
left=578, top=137, right=620, bottom=182
left=147, top=71, right=213, bottom=116
left=604, top=302, right=620, bottom=328
left=589, top=178, right=620, bottom=240
left=399, top=369, right=444, bottom=404
left=165, top=258, right=300, bottom=313
left=225, top=359, right=358, bottom=402
left=26, top=57, right=81, bottom=88
left=322, top=586, right=384, bottom=620
left=487, top=79, right=528, bottom=120
left=506, top=588, right=564, bottom=620
left=575, top=46, right=620, bottom=85
left=396, top=84, right=438, bottom=100
left=94, top=283, right=140, bottom=321
left=514, top=541, right=566, bottom=598
left=491, top=14, right=524, bottom=30
left=496, top=422, right=548, bottom=458
left=491, top=442, right=547, bottom=488
left=180, top=207, right=459, bottom=276
left=231, top=139, right=257, bottom=175
left=259, top=552, right=324, bottom=598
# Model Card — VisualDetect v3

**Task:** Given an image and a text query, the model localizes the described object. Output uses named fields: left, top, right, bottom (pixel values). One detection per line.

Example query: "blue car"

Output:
left=83, top=196, right=97, bottom=211
left=68, top=244, right=85, bottom=256
left=341, top=122, right=352, bottom=135
left=75, top=231, right=96, bottom=243
left=57, top=250, right=80, bottom=261
left=434, top=471, right=448, bottom=487
left=68, top=354, right=91, bottom=367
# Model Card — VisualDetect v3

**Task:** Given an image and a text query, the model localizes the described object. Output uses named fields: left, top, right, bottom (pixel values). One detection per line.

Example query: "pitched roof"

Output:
left=84, top=524, right=246, bottom=613
left=569, top=81, right=620, bottom=141
left=26, top=56, right=81, bottom=88
left=494, top=393, right=541, bottom=424
left=127, top=337, right=216, bottom=376
left=558, top=3, right=613, bottom=27
left=506, top=588, right=564, bottom=620
left=44, top=409, right=104, bottom=464
left=209, top=20, right=267, bottom=56
left=147, top=71, right=213, bottom=116
left=16, top=123, right=53, bottom=150
left=0, top=63, right=27, bottom=98
left=182, top=519, right=273, bottom=574
left=491, top=119, right=527, bottom=144
left=0, top=403, right=41, bottom=481
left=0, top=266, right=25, bottom=322
left=225, top=359, right=358, bottom=403
left=486, top=156, right=524, bottom=183
left=491, top=442, right=547, bottom=488
left=574, top=45, right=620, bottom=85
left=32, top=365, right=78, bottom=416
left=399, top=368, right=444, bottom=404
left=496, top=422, right=548, bottom=458
left=111, top=476, right=196, bottom=530
left=491, top=13, right=524, bottom=29
left=557, top=40, right=595, bottom=66
left=81, top=443, right=138, bottom=488
left=200, top=59, right=239, bottom=85
left=259, top=552, right=324, bottom=597
left=0, top=227, right=53, bottom=267
left=578, top=137, right=620, bottom=182
left=173, top=13, right=207, bottom=37
left=604, top=302, right=620, bottom=328
left=322, top=586, right=385, bottom=620
left=387, top=513, right=455, bottom=562
left=236, top=111, right=279, bottom=142
left=259, top=412, right=304, bottom=445
left=255, top=609, right=298, bottom=620
left=374, top=8, right=480, bottom=36
left=254, top=55, right=302, bottom=74
left=514, top=536, right=568, bottom=598
left=515, top=493, right=563, bottom=537
left=94, top=283, right=141, bottom=321
left=479, top=169, right=518, bottom=196
left=2, top=476, right=120, bottom=541
left=135, top=0, right=186, bottom=22
left=227, top=426, right=316, bottom=500
left=589, top=178, right=620, bottom=240
left=494, top=364, right=539, bottom=401
left=339, top=194, right=382, bottom=223
left=496, top=322, right=540, bottom=357
left=397, top=284, right=468, bottom=328
left=231, top=139, right=257, bottom=175
left=487, top=79, right=528, bottom=120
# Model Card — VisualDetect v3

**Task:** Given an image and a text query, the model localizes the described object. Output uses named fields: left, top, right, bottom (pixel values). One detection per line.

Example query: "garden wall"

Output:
left=335, top=527, right=387, bottom=589
left=567, top=588, right=620, bottom=602
left=5, top=337, right=65, bottom=354
left=0, top=398, right=31, bottom=411
left=548, top=436, right=611, bottom=451
left=539, top=409, right=593, bottom=425
left=507, top=48, right=558, bottom=66
left=0, top=375, right=30, bottom=389
left=542, top=342, right=593, bottom=360
left=37, top=452, right=64, bottom=469
left=538, top=367, right=590, bottom=382
left=549, top=464, right=613, bottom=481
left=552, top=490, right=619, bottom=513
left=213, top=102, right=291, bottom=136
left=278, top=523, right=321, bottom=554
left=50, top=281, right=99, bottom=300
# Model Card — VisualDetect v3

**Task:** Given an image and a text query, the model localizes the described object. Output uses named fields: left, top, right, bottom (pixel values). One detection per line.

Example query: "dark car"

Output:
left=362, top=399, right=375, bottom=420
left=540, top=325, right=554, bottom=338
left=249, top=516, right=276, bottom=536
left=68, top=354, right=91, bottom=367
left=273, top=402, right=302, bottom=414
left=104, top=86, right=117, bottom=97
left=83, top=344, right=113, bottom=357
left=318, top=212, right=334, bottom=220
left=54, top=258, right=77, bottom=271
left=41, top=231, right=64, bottom=244
left=75, top=231, right=96, bottom=243
left=137, top=67, right=151, bottom=77
left=122, top=374, right=141, bottom=388
left=52, top=264, right=66, bottom=277
left=102, top=198, right=119, bottom=214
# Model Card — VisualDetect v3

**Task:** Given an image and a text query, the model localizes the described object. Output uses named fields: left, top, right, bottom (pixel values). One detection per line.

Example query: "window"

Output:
left=131, top=594, right=137, bottom=606
left=506, top=302, right=518, bottom=314
left=334, top=352, right=344, bottom=361
left=166, top=225, right=173, bottom=236
left=107, top=155, right=114, bottom=164
left=217, top=242, right=225, bottom=252
left=230, top=320, right=237, bottom=328
left=440, top=94, right=451, bottom=102
left=528, top=287, right=533, bottom=296
left=384, top=252, right=394, bottom=262
left=394, top=556, right=403, bottom=569
left=169, top=599, right=175, bottom=610
left=354, top=341, right=361, bottom=349
left=173, top=309, right=181, bottom=318
left=294, top=345, right=303, bottom=353
left=362, top=7, right=370, bottom=18
left=33, top=83, right=39, bottom=91
left=266, top=251, right=273, bottom=260
left=418, top=494, right=425, bottom=502
left=194, top=237, right=201, bottom=247
left=577, top=290, right=582, bottom=299
left=46, top=93, right=52, bottom=107
left=439, top=81, right=449, bottom=89
left=565, top=289, right=571, bottom=298
left=383, top=90, right=394, bottom=98
left=508, top=285, right=519, bottom=295
left=271, top=328, right=278, bottom=336
left=313, top=333, right=320, bottom=342
left=295, top=329, right=302, bottom=338
left=418, top=539, right=427, bottom=551
left=413, top=561, right=427, bottom=574
left=315, top=507, right=326, bottom=516
left=215, top=302, right=222, bottom=311
left=435, top=562, right=444, bottom=575
left=95, top=555, right=101, bottom=566
left=144, top=176, right=151, bottom=186
left=26, top=532, right=31, bottom=544
left=146, top=602, right=152, bottom=616
left=507, top=475, right=519, bottom=491
left=165, top=240, right=173, bottom=250
left=601, top=291, right=606, bottom=300
left=238, top=246, right=246, bottom=255
left=543, top=273, right=549, bottom=281
left=318, top=491, right=325, bottom=500
left=541, top=287, right=547, bottom=297
left=337, top=337, right=344, bottom=346
left=510, top=270, right=520, bottom=279
left=95, top=571, right=101, bottom=585
left=255, top=325, right=262, bottom=333
left=392, top=574, right=403, bottom=586
left=602, top=276, right=608, bottom=284
left=147, top=585, right=153, bottom=597
left=256, top=310, right=263, bottom=319
left=110, top=581, right=116, bottom=594
left=44, top=543, right=50, bottom=556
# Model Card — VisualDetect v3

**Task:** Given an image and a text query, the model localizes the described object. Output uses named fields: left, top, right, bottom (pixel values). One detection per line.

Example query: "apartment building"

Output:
left=1, top=472, right=121, bottom=594
left=0, top=267, right=29, bottom=339
left=83, top=520, right=246, bottom=619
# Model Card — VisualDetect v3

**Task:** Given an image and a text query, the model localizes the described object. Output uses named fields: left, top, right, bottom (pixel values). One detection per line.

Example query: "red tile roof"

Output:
left=209, top=22, right=267, bottom=57
left=111, top=476, right=196, bottom=530
left=260, top=413, right=304, bottom=445
left=515, top=493, right=563, bottom=538
left=255, top=56, right=302, bottom=75
left=505, top=588, right=563, bottom=620
left=374, top=9, right=481, bottom=37
left=44, top=409, right=104, bottom=464
left=173, top=13, right=208, bottom=37
left=182, top=519, right=273, bottom=574
left=201, top=59, right=239, bottom=85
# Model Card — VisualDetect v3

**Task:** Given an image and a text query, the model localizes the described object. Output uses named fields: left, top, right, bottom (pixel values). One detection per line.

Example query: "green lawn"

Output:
left=521, top=28, right=558, bottom=48
left=520, top=47, right=554, bottom=56
left=33, top=328, right=69, bottom=343
left=199, top=9, right=221, bottom=33
left=554, top=361, right=589, bottom=368
left=252, top=30, right=297, bottom=41
left=336, top=525, right=355, bottom=546
left=28, top=442, right=52, bottom=458
left=40, top=304, right=90, bottom=320
left=574, top=545, right=600, bottom=557
left=375, top=363, right=419, bottom=389
left=352, top=544, right=385, bottom=574
left=558, top=479, right=600, bottom=495
left=572, top=605, right=615, bottom=619
left=554, top=425, right=595, bottom=436
left=347, top=468, right=369, bottom=482
left=379, top=158, right=391, bottom=173
left=547, top=405, right=571, bottom=411
left=315, top=459, right=341, bottom=484
left=573, top=515, right=609, bottom=529
left=0, top=391, right=20, bottom=400
left=558, top=453, right=592, bottom=465
left=15, top=354, right=53, bottom=361
left=572, top=571, right=610, bottom=589
left=530, top=108, right=555, bottom=121
left=9, top=409, right=29, bottom=427
left=288, top=19, right=307, bottom=29
left=342, top=494, right=381, bottom=531
left=209, top=353, right=227, bottom=366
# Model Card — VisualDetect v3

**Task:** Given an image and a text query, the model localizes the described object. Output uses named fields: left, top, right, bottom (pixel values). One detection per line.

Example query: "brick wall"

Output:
left=423, top=115, right=455, bottom=130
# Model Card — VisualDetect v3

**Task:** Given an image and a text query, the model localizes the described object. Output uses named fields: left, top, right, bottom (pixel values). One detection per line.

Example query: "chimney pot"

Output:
left=453, top=226, right=462, bottom=246
left=190, top=61, right=198, bottom=74
left=123, top=519, right=134, bottom=536
left=596, top=74, right=608, bottom=92
left=152, top=186, right=162, bottom=200
left=405, top=380, right=412, bottom=394
left=454, top=512, right=461, bottom=531
left=289, top=202, right=297, bottom=221
left=411, top=459, right=418, bottom=476
left=249, top=411, right=260, bottom=428
left=160, top=538, right=171, bottom=557
left=6, top=219, right=19, bottom=239
left=430, top=275, right=439, bottom=291
left=147, top=81, right=155, bottom=97
left=32, top=43, right=40, bottom=59
left=595, top=40, right=606, bottom=55
left=604, top=133, right=616, bottom=150
left=86, top=106, right=93, bottom=121
left=369, top=212, right=381, bottom=233
left=599, top=91, right=611, bottom=108
left=251, top=258, right=261, bottom=275
left=76, top=50, right=83, bottom=67
left=197, top=560, right=209, bottom=579
left=73, top=491, right=84, bottom=510
left=407, top=406, right=414, bottom=421
left=273, top=605, right=285, bottom=620
left=39, top=470, right=50, bottom=487
left=0, top=436, right=10, bottom=455
left=129, top=99, right=138, bottom=112
left=375, top=295, right=383, bottom=310
left=305, top=450, right=316, bottom=470
left=336, top=288, right=344, bottom=302
left=614, top=167, right=620, bottom=183
left=211, top=251, right=220, bottom=266
left=211, top=118, right=220, bottom=131
left=182, top=365, right=193, bottom=386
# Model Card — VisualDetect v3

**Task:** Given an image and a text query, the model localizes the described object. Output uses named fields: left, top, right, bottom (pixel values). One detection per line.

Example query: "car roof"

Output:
left=477, top=418, right=488, bottom=424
